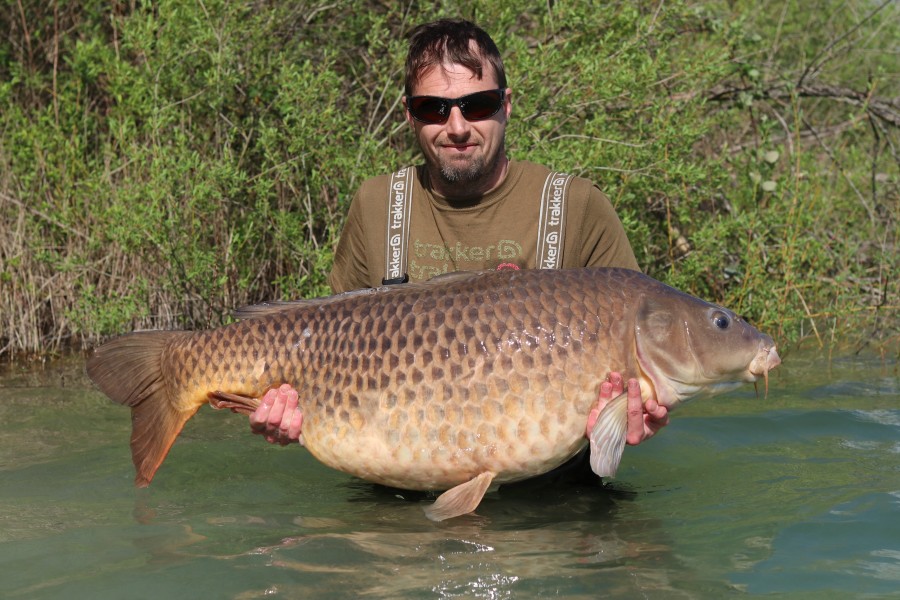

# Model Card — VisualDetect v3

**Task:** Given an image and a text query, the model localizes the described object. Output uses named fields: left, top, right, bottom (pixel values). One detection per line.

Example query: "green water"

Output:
left=1, top=352, right=898, bottom=599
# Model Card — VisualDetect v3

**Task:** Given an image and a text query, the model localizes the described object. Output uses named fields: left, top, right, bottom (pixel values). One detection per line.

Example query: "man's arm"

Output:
left=573, top=184, right=641, bottom=272
left=328, top=180, right=388, bottom=293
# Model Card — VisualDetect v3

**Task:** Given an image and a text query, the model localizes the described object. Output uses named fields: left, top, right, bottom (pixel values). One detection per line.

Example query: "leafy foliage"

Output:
left=0, top=0, right=897, bottom=359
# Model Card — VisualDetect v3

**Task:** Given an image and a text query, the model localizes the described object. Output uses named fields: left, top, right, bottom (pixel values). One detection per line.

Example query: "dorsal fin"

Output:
left=424, top=270, right=494, bottom=284
left=233, top=271, right=494, bottom=320
left=233, top=287, right=380, bottom=319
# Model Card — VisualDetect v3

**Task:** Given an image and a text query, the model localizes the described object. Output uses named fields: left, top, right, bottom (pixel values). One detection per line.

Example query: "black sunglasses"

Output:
left=406, top=89, right=505, bottom=125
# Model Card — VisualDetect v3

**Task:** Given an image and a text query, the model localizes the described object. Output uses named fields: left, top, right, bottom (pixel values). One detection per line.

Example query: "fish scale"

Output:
left=87, top=267, right=780, bottom=520
left=276, top=271, right=598, bottom=490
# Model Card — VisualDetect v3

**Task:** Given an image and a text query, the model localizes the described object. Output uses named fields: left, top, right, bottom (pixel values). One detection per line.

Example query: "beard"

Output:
left=434, top=141, right=504, bottom=192
left=438, top=154, right=487, bottom=184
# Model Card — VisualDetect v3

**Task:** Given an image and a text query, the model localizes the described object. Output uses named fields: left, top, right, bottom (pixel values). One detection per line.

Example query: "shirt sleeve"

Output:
left=327, top=190, right=372, bottom=294
left=574, top=184, right=640, bottom=271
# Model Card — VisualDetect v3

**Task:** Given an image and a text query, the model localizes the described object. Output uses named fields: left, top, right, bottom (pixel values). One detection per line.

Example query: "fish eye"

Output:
left=712, top=312, right=731, bottom=330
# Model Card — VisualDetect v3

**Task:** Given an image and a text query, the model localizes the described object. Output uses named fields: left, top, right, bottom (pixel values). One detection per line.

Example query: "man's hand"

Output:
left=586, top=372, right=669, bottom=445
left=249, top=383, right=303, bottom=446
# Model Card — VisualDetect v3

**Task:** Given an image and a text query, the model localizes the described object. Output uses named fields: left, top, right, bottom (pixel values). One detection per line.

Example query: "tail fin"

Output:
left=86, top=331, right=196, bottom=487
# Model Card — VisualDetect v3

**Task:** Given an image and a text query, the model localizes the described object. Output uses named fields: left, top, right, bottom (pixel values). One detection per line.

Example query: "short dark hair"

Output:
left=405, top=19, right=507, bottom=96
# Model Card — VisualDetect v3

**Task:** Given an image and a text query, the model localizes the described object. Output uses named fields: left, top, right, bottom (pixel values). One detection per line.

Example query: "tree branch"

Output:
left=704, top=82, right=900, bottom=128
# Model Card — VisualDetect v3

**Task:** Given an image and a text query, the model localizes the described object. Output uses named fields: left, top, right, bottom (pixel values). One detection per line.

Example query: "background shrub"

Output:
left=0, top=0, right=897, bottom=359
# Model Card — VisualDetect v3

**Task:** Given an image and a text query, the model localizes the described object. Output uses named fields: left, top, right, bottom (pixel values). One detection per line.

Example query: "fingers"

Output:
left=249, top=384, right=302, bottom=445
left=249, top=388, right=278, bottom=433
left=279, top=387, right=302, bottom=445
left=265, top=385, right=289, bottom=429
left=626, top=380, right=670, bottom=445
left=288, top=410, right=304, bottom=447
left=608, top=371, right=624, bottom=396
left=587, top=373, right=670, bottom=445
left=600, top=380, right=612, bottom=400
left=585, top=402, right=603, bottom=437
left=586, top=372, right=626, bottom=437
left=643, top=395, right=670, bottom=430
left=625, top=378, right=645, bottom=446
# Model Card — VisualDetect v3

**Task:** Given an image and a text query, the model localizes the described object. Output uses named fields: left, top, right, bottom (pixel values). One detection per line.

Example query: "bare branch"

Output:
left=705, top=82, right=900, bottom=128
left=798, top=0, right=895, bottom=86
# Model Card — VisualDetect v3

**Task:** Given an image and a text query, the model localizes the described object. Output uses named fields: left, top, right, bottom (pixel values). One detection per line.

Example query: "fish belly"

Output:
left=301, top=373, right=603, bottom=490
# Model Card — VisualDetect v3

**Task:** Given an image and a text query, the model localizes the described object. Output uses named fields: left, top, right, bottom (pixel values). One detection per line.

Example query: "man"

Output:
left=250, top=19, right=668, bottom=475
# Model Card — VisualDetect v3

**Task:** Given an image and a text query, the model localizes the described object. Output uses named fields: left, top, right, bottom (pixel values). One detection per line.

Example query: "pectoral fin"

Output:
left=589, top=392, right=629, bottom=478
left=207, top=391, right=261, bottom=415
left=424, top=472, right=495, bottom=522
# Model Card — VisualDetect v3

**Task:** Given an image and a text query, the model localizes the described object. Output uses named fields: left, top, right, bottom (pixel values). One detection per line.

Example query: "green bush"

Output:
left=0, top=0, right=897, bottom=359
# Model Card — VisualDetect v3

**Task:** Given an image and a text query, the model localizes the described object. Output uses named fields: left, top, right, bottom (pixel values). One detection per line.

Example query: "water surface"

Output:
left=0, top=352, right=898, bottom=599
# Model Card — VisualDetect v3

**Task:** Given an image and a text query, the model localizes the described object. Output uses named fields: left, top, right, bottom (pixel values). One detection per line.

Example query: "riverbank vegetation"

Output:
left=1, top=0, right=897, bottom=360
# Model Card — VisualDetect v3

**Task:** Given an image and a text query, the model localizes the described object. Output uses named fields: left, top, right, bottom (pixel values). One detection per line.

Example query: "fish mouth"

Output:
left=749, top=344, right=781, bottom=396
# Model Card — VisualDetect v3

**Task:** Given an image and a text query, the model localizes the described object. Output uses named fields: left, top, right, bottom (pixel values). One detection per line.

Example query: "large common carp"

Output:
left=87, top=268, right=780, bottom=520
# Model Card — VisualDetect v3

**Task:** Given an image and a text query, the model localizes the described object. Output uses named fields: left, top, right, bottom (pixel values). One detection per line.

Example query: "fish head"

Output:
left=633, top=289, right=780, bottom=409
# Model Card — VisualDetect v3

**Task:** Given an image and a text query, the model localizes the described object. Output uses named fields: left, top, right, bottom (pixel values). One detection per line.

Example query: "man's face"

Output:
left=403, top=61, right=512, bottom=198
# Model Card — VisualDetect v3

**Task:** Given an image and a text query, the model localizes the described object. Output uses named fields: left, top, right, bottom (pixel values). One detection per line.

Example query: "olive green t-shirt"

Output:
left=328, top=160, right=638, bottom=294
